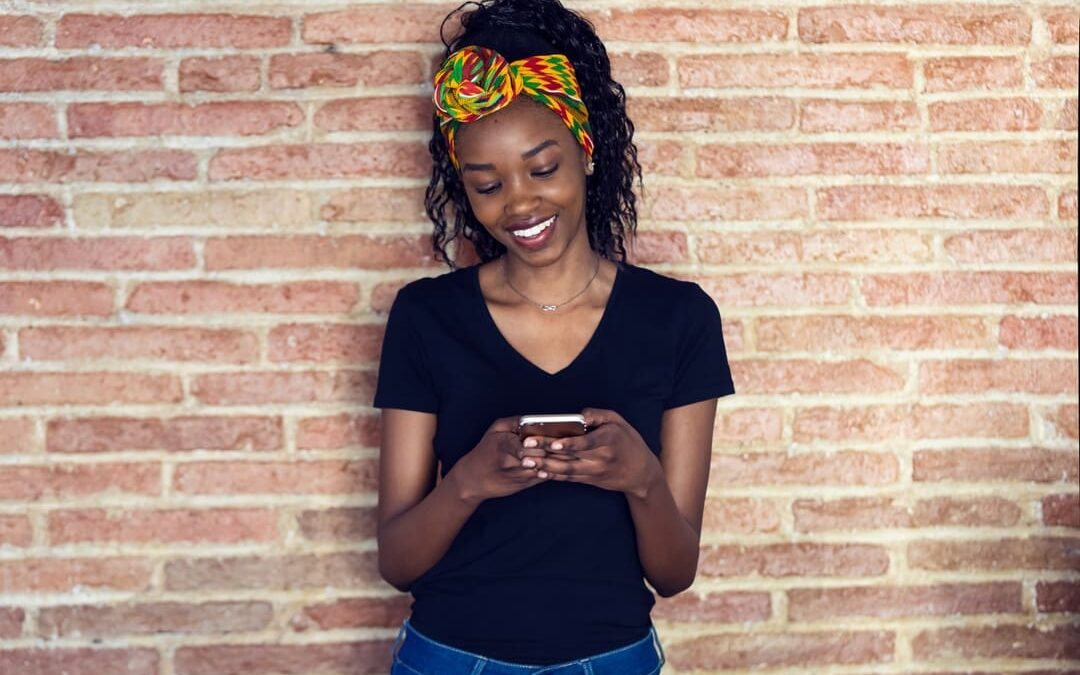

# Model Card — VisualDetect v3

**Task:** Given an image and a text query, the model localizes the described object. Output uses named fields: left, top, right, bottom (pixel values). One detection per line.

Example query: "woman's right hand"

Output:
left=448, top=416, right=548, bottom=504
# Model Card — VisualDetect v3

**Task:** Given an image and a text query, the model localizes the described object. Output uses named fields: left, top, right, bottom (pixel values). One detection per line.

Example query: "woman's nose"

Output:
left=503, top=177, right=540, bottom=214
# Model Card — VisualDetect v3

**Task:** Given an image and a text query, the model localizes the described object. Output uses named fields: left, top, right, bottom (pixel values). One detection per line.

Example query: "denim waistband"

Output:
left=391, top=619, right=665, bottom=675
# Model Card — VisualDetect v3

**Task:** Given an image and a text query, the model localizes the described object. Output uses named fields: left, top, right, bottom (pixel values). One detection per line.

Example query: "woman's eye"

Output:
left=534, top=165, right=558, bottom=177
left=473, top=165, right=558, bottom=195
left=476, top=184, right=499, bottom=195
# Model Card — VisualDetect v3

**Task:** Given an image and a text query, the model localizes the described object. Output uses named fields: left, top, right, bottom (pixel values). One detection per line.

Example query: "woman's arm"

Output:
left=624, top=398, right=717, bottom=597
left=376, top=408, right=478, bottom=591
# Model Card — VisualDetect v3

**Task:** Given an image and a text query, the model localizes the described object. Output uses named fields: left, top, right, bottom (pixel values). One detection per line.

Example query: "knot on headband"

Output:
left=433, top=45, right=594, bottom=169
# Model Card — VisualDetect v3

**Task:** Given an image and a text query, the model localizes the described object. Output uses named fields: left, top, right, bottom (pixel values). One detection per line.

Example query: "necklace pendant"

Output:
left=541, top=304, right=558, bottom=312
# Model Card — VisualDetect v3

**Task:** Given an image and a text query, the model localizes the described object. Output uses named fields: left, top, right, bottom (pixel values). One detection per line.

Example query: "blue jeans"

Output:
left=390, top=619, right=666, bottom=674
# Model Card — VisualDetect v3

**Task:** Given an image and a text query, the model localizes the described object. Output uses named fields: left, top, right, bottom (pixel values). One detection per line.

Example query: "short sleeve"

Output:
left=372, top=285, right=439, bottom=413
left=664, top=284, right=735, bottom=410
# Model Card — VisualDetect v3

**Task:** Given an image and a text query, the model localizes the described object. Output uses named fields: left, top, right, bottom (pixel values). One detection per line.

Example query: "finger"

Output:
left=534, top=457, right=592, bottom=476
left=580, top=408, right=621, bottom=429
left=491, top=416, right=522, bottom=433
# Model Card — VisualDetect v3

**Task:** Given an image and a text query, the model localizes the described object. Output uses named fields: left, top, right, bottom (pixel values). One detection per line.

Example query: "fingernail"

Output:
left=551, top=442, right=563, bottom=450
left=522, top=459, right=536, bottom=468
left=523, top=438, right=537, bottom=448
left=538, top=471, right=549, bottom=479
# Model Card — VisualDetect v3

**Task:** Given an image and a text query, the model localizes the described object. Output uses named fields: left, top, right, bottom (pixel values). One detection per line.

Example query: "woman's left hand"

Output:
left=520, top=408, right=662, bottom=498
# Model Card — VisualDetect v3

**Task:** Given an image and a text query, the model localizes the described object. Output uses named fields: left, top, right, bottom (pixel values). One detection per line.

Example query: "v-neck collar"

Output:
left=472, top=260, right=625, bottom=378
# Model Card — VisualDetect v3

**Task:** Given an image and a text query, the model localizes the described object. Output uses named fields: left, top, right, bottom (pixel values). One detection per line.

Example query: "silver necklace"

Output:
left=503, top=255, right=600, bottom=312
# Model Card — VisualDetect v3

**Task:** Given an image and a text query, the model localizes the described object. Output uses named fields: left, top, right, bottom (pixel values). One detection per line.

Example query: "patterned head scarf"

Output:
left=433, top=45, right=594, bottom=169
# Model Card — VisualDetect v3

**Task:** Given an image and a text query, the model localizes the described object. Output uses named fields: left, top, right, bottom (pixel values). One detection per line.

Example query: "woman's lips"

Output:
left=508, top=214, right=557, bottom=250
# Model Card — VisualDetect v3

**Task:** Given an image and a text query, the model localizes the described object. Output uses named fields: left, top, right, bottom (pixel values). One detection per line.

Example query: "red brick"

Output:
left=1037, top=580, right=1080, bottom=612
left=819, top=184, right=1048, bottom=220
left=1045, top=7, right=1080, bottom=43
left=203, top=235, right=435, bottom=270
left=0, top=281, right=113, bottom=316
left=371, top=280, right=409, bottom=314
left=799, top=99, right=918, bottom=132
left=1059, top=99, right=1079, bottom=130
left=920, top=359, right=1077, bottom=395
left=57, top=14, right=291, bottom=49
left=862, top=272, right=1074, bottom=305
left=636, top=140, right=685, bottom=176
left=1043, top=493, right=1080, bottom=528
left=701, top=542, right=889, bottom=578
left=314, top=96, right=429, bottom=132
left=49, top=508, right=277, bottom=544
left=795, top=403, right=1029, bottom=442
left=74, top=190, right=314, bottom=228
left=923, top=56, right=1024, bottom=91
left=794, top=496, right=1020, bottom=532
left=698, top=142, right=929, bottom=177
left=0, top=16, right=42, bottom=47
left=269, top=52, right=424, bottom=89
left=0, top=463, right=158, bottom=501
left=916, top=448, right=1077, bottom=483
left=303, top=6, right=449, bottom=43
left=799, top=6, right=1029, bottom=44
left=69, top=102, right=302, bottom=138
left=0, top=103, right=57, bottom=139
left=164, top=551, right=379, bottom=591
left=0, top=607, right=23, bottom=638
left=175, top=641, right=391, bottom=675
left=668, top=631, right=894, bottom=670
left=291, top=597, right=409, bottom=631
left=126, top=280, right=358, bottom=314
left=653, top=591, right=770, bottom=623
left=269, top=324, right=383, bottom=362
left=643, top=186, right=807, bottom=221
left=0, top=648, right=158, bottom=675
left=47, top=416, right=282, bottom=453
left=941, top=140, right=1078, bottom=175
left=625, top=230, right=689, bottom=265
left=209, top=142, right=427, bottom=180
left=714, top=408, right=783, bottom=443
left=628, top=96, right=795, bottom=132
left=679, top=53, right=911, bottom=89
left=930, top=98, right=1042, bottom=131
left=700, top=229, right=931, bottom=265
left=1061, top=189, right=1078, bottom=218
left=610, top=52, right=669, bottom=87
left=711, top=451, right=898, bottom=487
left=0, top=417, right=35, bottom=454
left=789, top=582, right=1021, bottom=621
left=907, top=537, right=1079, bottom=571
left=732, top=359, right=906, bottom=394
left=1047, top=404, right=1079, bottom=439
left=0, top=149, right=196, bottom=182
left=0, top=514, right=32, bottom=547
left=1033, top=56, right=1079, bottom=89
left=20, top=326, right=257, bottom=363
left=297, top=507, right=377, bottom=542
left=0, top=57, right=163, bottom=92
left=697, top=273, right=849, bottom=308
left=0, top=372, right=181, bottom=406
left=39, top=601, right=273, bottom=638
left=950, top=228, right=1078, bottom=265
left=0, top=557, right=153, bottom=592
left=174, top=459, right=377, bottom=495
left=180, top=56, right=261, bottom=92
left=1, top=236, right=194, bottom=270
left=0, top=195, right=63, bottom=228
left=1000, top=316, right=1078, bottom=350
left=912, top=624, right=1079, bottom=660
left=192, top=370, right=375, bottom=405
left=296, top=414, right=380, bottom=450
left=702, top=498, right=781, bottom=534
left=321, top=187, right=426, bottom=223
left=588, top=8, right=786, bottom=41
left=758, top=315, right=990, bottom=351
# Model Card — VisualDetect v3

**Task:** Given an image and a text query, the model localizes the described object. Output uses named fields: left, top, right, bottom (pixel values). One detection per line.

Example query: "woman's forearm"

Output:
left=377, top=469, right=480, bottom=591
left=625, top=466, right=701, bottom=597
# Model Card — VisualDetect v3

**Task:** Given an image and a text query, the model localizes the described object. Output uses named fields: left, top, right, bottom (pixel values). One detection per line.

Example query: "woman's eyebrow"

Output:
left=462, top=139, right=560, bottom=172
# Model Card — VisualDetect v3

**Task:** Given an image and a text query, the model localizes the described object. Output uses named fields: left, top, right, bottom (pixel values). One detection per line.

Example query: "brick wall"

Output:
left=0, top=2, right=1077, bottom=673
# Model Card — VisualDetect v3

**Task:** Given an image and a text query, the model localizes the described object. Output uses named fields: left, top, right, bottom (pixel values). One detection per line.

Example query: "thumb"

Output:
left=490, top=416, right=521, bottom=433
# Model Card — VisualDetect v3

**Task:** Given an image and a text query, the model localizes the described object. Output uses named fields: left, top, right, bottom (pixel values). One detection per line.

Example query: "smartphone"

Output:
left=517, top=414, right=588, bottom=438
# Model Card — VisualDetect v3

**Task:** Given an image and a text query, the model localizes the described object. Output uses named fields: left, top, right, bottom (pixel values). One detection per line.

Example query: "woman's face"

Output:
left=454, top=97, right=592, bottom=263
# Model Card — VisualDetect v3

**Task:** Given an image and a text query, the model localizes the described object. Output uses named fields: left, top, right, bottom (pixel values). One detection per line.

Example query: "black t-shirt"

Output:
left=373, top=260, right=735, bottom=664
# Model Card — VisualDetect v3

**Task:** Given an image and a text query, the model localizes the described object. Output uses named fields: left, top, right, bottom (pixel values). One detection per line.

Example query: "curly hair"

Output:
left=425, top=0, right=642, bottom=268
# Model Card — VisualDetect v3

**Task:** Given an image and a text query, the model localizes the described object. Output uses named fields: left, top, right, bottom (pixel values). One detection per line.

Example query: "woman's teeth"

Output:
left=511, top=215, right=556, bottom=238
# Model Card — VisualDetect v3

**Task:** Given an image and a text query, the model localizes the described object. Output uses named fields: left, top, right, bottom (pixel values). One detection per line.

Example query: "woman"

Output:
left=373, top=1, right=735, bottom=672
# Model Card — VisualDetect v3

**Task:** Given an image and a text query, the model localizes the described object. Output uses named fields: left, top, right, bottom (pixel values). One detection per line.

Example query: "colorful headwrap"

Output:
left=433, top=45, right=594, bottom=169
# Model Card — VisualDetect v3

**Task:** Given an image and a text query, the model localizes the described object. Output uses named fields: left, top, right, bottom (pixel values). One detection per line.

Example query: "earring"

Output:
left=585, top=160, right=594, bottom=175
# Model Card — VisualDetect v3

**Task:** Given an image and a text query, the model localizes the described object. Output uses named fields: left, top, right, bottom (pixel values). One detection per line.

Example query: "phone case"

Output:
left=517, top=414, right=588, bottom=438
